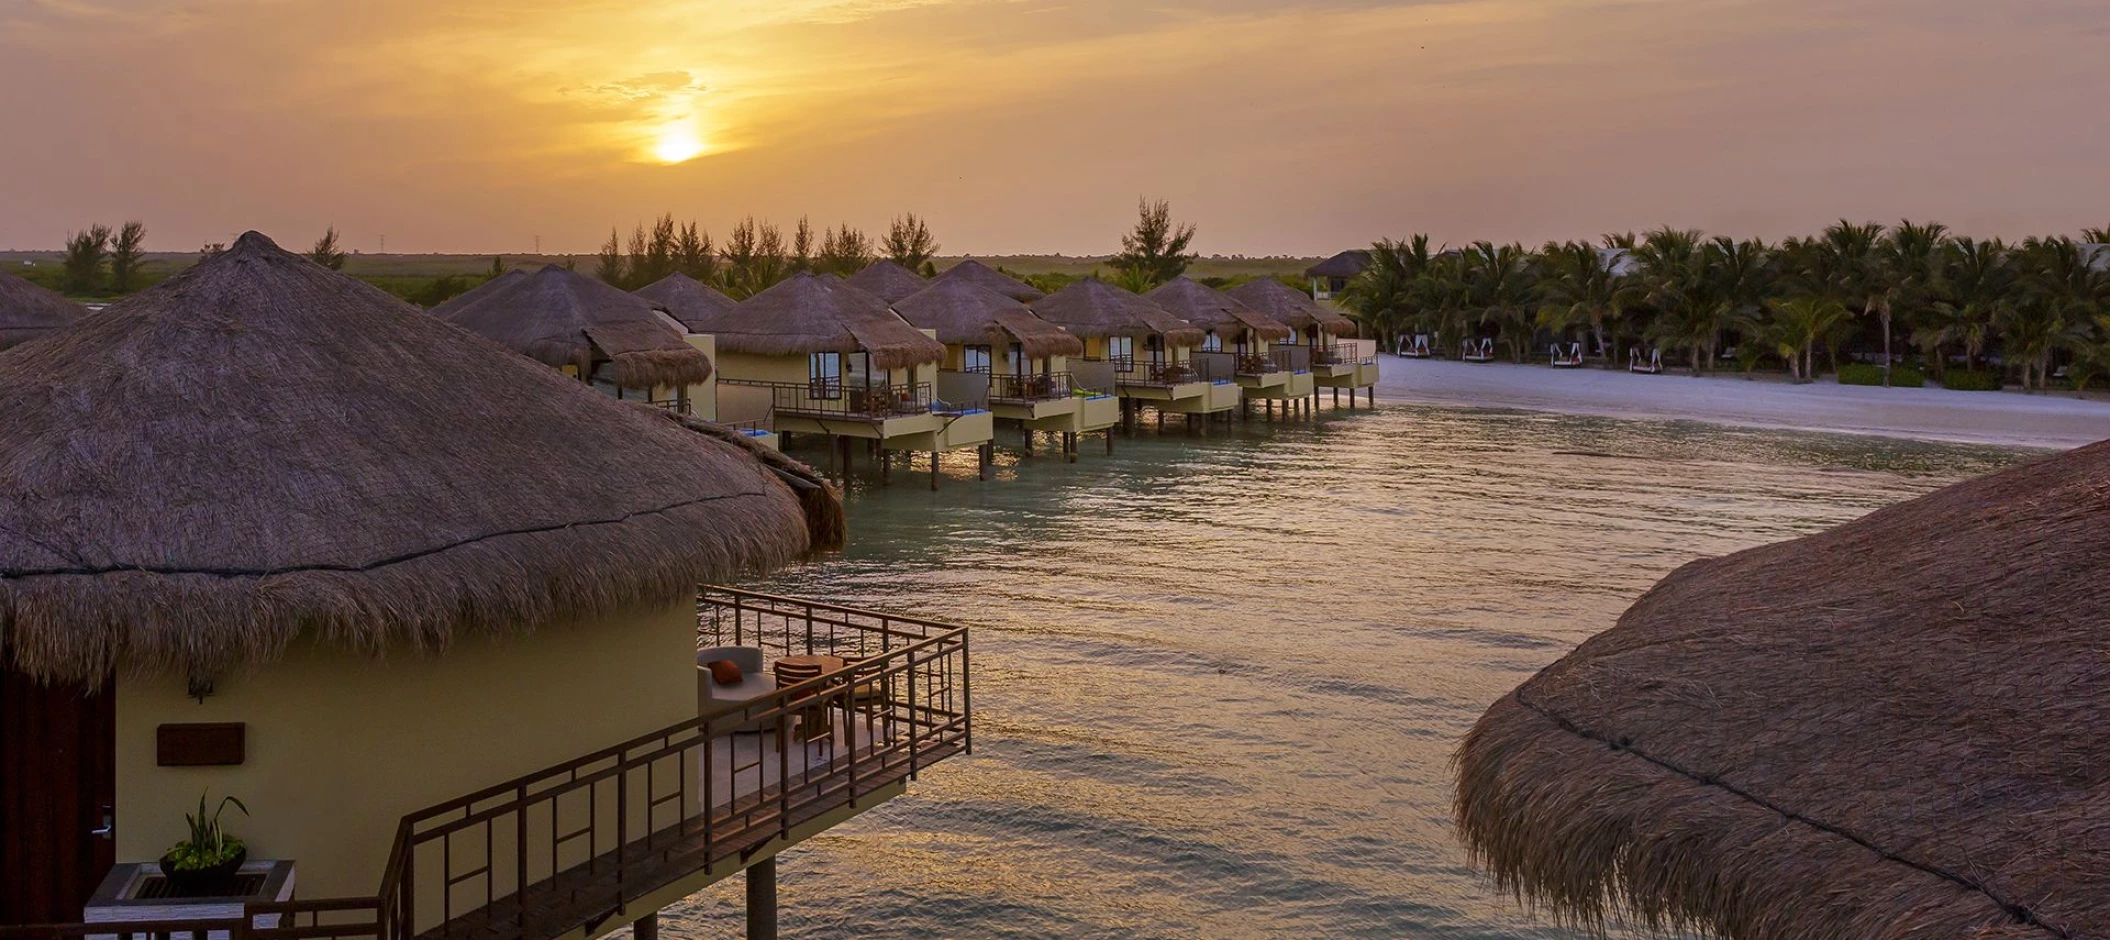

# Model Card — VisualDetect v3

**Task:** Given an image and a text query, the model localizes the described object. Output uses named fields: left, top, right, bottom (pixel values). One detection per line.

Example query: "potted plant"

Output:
left=159, top=791, right=249, bottom=896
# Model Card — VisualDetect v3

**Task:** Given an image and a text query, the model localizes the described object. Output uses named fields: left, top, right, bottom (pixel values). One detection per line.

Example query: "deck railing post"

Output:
left=907, top=652, right=920, bottom=780
left=960, top=633, right=973, bottom=755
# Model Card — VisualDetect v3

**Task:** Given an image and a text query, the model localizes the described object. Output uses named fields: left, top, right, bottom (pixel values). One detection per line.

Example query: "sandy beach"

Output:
left=1372, top=356, right=2110, bottom=451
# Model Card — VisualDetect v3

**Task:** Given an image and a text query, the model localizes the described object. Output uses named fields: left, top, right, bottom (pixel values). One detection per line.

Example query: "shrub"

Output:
left=1837, top=363, right=1926, bottom=387
left=1942, top=369, right=2003, bottom=391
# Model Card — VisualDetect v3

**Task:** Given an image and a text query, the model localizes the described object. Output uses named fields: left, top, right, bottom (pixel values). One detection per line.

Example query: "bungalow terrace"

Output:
left=681, top=272, right=995, bottom=486
left=0, top=268, right=84, bottom=350
left=0, top=234, right=972, bottom=940
left=1146, top=277, right=1315, bottom=416
left=1224, top=277, right=1378, bottom=407
left=893, top=277, right=1118, bottom=460
left=1028, top=277, right=1235, bottom=430
left=434, top=264, right=716, bottom=417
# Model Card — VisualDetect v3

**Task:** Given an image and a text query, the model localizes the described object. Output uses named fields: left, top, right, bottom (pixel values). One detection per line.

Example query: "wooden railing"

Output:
left=987, top=372, right=1073, bottom=403
left=1312, top=340, right=1376, bottom=366
left=10, top=589, right=970, bottom=940
left=722, top=380, right=934, bottom=421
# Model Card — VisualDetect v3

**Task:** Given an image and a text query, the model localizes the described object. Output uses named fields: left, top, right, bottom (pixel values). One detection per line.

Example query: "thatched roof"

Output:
left=844, top=260, right=928, bottom=304
left=1146, top=277, right=1292, bottom=341
left=933, top=259, right=1044, bottom=302
left=427, top=268, right=526, bottom=318
left=1305, top=249, right=1370, bottom=279
left=0, top=232, right=842, bottom=685
left=635, top=273, right=737, bottom=332
left=0, top=269, right=86, bottom=350
left=1028, top=278, right=1205, bottom=348
left=435, top=264, right=711, bottom=390
left=1224, top=278, right=1356, bottom=336
left=892, top=278, right=1081, bottom=360
left=683, top=273, right=943, bottom=370
left=1455, top=441, right=2110, bottom=939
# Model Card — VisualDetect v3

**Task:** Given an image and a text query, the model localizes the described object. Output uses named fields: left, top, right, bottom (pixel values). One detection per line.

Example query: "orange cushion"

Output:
left=706, top=659, right=743, bottom=686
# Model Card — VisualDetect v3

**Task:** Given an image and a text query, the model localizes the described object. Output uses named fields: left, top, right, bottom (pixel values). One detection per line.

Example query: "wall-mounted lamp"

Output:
left=187, top=673, right=216, bottom=703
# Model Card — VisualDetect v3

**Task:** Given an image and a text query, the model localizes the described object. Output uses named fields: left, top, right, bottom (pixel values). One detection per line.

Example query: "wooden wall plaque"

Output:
left=156, top=723, right=245, bottom=766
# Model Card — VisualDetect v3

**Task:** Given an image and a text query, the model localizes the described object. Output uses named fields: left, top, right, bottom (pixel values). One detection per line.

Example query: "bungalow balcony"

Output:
left=1308, top=339, right=1381, bottom=390
left=985, top=372, right=1080, bottom=423
left=722, top=379, right=992, bottom=451
left=13, top=589, right=973, bottom=940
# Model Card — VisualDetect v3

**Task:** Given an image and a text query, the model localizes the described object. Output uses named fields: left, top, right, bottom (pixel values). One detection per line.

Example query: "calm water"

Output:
left=663, top=404, right=2025, bottom=938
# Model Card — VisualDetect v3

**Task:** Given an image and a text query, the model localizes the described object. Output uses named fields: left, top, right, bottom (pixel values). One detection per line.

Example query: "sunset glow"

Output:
left=650, top=124, right=707, bottom=165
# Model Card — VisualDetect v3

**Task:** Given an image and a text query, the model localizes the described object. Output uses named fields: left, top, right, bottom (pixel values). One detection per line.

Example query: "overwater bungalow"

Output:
left=0, top=268, right=85, bottom=350
left=682, top=272, right=995, bottom=485
left=1146, top=277, right=1314, bottom=415
left=1028, top=277, right=1232, bottom=429
left=893, top=277, right=1117, bottom=459
left=435, top=263, right=716, bottom=416
left=843, top=259, right=929, bottom=304
left=1225, top=277, right=1379, bottom=406
left=1455, top=439, right=2110, bottom=937
left=932, top=259, right=1045, bottom=302
left=426, top=267, right=525, bottom=318
left=1304, top=249, right=1370, bottom=301
left=0, top=233, right=972, bottom=940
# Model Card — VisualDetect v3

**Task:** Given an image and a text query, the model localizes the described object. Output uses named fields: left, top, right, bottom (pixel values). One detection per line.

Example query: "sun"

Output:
left=651, top=125, right=706, bottom=165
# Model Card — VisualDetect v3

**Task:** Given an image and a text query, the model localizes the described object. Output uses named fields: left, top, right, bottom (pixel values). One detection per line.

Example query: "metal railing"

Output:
left=1084, top=354, right=1135, bottom=374
left=987, top=372, right=1073, bottom=404
left=1115, top=360, right=1200, bottom=386
left=722, top=380, right=934, bottom=421
left=1311, top=340, right=1376, bottom=366
left=8, top=590, right=970, bottom=940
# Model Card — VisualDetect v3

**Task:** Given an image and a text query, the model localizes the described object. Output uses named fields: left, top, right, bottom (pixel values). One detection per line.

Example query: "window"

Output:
left=1107, top=336, right=1134, bottom=372
left=1201, top=332, right=1221, bottom=352
left=962, top=345, right=991, bottom=373
left=809, top=352, right=842, bottom=399
left=1009, top=343, right=1025, bottom=376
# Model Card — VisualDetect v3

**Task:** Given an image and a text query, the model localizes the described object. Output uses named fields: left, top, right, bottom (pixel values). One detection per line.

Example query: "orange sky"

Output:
left=2, top=0, right=2105, bottom=255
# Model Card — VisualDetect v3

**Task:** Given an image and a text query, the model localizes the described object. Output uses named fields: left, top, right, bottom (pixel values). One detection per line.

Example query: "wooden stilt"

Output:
left=979, top=442, right=992, bottom=480
left=1105, top=431, right=1114, bottom=455
left=880, top=449, right=891, bottom=484
left=1065, top=432, right=1077, bottom=463
left=635, top=913, right=659, bottom=940
left=930, top=451, right=940, bottom=491
left=747, top=859, right=777, bottom=940
left=1024, top=429, right=1034, bottom=456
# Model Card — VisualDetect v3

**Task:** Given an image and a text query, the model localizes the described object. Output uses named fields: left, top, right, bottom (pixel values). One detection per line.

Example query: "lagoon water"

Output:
left=664, top=405, right=2024, bottom=938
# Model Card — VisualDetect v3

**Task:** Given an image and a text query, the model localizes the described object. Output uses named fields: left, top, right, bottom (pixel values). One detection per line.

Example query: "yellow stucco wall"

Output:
left=114, top=600, right=698, bottom=901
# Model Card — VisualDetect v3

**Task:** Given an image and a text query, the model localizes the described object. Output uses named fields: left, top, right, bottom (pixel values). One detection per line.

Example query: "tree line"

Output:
left=592, top=213, right=940, bottom=297
left=1339, top=222, right=2110, bottom=390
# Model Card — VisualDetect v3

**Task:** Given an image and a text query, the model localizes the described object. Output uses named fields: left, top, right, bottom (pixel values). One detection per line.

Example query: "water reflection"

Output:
left=664, top=405, right=2026, bottom=938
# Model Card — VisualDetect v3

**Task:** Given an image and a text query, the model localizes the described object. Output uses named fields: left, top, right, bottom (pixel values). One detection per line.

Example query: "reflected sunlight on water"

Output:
left=661, top=404, right=2027, bottom=938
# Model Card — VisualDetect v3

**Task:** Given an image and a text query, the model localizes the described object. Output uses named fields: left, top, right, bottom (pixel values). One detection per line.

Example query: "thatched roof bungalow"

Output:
left=1455, top=441, right=2110, bottom=938
left=435, top=264, right=712, bottom=390
left=1305, top=249, right=1370, bottom=299
left=893, top=278, right=1081, bottom=362
left=426, top=267, right=525, bottom=318
left=1146, top=277, right=1292, bottom=344
left=1027, top=277, right=1203, bottom=347
left=844, top=259, right=929, bottom=304
left=933, top=259, right=1044, bottom=303
left=0, top=232, right=841, bottom=913
left=0, top=269, right=86, bottom=350
left=685, top=273, right=943, bottom=372
left=1224, top=277, right=1355, bottom=339
left=636, top=272, right=738, bottom=332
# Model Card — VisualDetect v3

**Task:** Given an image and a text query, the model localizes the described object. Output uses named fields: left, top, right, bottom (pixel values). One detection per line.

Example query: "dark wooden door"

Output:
left=1, top=664, right=116, bottom=926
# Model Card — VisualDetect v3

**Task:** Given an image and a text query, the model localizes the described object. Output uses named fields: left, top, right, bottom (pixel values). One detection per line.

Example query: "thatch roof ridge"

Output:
left=635, top=273, right=738, bottom=332
left=0, top=269, right=87, bottom=350
left=1146, top=277, right=1292, bottom=341
left=427, top=268, right=526, bottom=318
left=0, top=232, right=836, bottom=684
left=844, top=259, right=928, bottom=304
left=1455, top=440, right=2110, bottom=938
left=435, top=264, right=710, bottom=389
left=1028, top=277, right=1204, bottom=348
left=934, top=259, right=1045, bottom=302
left=1306, top=249, right=1370, bottom=279
left=1224, top=277, right=1355, bottom=335
left=892, top=278, right=1081, bottom=359
left=687, top=273, right=943, bottom=370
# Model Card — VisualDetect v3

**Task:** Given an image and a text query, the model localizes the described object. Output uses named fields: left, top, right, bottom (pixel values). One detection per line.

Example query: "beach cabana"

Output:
left=684, top=272, right=992, bottom=484
left=894, top=278, right=1115, bottom=458
left=0, top=269, right=86, bottom=350
left=1304, top=249, right=1370, bottom=300
left=1029, top=277, right=1233, bottom=428
left=435, top=263, right=714, bottom=411
left=844, top=259, right=929, bottom=304
left=1226, top=277, right=1378, bottom=406
left=0, top=233, right=973, bottom=940
left=425, top=266, right=525, bottom=318
left=1147, top=277, right=1312, bottom=413
left=933, top=259, right=1045, bottom=302
left=1455, top=441, right=2110, bottom=938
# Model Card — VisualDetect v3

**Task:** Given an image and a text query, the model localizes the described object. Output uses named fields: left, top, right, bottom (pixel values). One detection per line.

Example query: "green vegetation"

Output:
left=1338, top=222, right=2110, bottom=391
left=1838, top=363, right=1926, bottom=387
left=1942, top=369, right=2003, bottom=391
left=110, top=221, right=148, bottom=292
left=309, top=227, right=348, bottom=270
left=163, top=792, right=248, bottom=872
left=1109, top=198, right=1197, bottom=290
left=884, top=213, right=939, bottom=274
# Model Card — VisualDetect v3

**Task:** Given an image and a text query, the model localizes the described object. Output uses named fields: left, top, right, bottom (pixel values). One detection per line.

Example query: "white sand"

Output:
left=1371, top=356, right=2110, bottom=450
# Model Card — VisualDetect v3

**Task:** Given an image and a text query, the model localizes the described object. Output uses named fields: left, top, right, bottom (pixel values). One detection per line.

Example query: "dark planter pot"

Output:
left=158, top=845, right=246, bottom=897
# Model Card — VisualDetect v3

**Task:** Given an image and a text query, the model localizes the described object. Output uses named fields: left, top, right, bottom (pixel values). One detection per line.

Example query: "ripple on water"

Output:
left=657, top=404, right=2026, bottom=938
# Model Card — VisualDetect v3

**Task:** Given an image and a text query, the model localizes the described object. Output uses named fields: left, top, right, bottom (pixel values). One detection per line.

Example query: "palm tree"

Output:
left=1879, top=220, right=1952, bottom=384
left=1340, top=236, right=1435, bottom=349
left=1461, top=242, right=1537, bottom=362
left=1535, top=240, right=1638, bottom=364
left=1917, top=238, right=2012, bottom=374
left=1702, top=236, right=1776, bottom=367
left=1631, top=228, right=1710, bottom=371
left=1804, top=220, right=1892, bottom=381
left=1768, top=297, right=1849, bottom=381
left=2009, top=237, right=2108, bottom=390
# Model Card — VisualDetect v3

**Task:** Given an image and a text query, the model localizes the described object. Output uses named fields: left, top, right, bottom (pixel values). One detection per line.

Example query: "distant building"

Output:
left=1304, top=250, right=1371, bottom=301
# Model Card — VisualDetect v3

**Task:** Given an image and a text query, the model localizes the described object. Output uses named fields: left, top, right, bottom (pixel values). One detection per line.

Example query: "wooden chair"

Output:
left=835, top=652, right=893, bottom=742
left=772, top=660, right=833, bottom=751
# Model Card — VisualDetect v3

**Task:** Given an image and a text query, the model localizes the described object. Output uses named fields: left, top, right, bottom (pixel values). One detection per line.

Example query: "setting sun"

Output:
left=651, top=125, right=706, bottom=165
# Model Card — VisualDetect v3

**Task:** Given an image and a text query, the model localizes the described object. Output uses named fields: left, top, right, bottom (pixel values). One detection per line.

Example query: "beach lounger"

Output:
left=1551, top=342, right=1585, bottom=368
left=1405, top=334, right=1433, bottom=358
left=1462, top=338, right=1494, bottom=363
left=1628, top=347, right=1662, bottom=374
